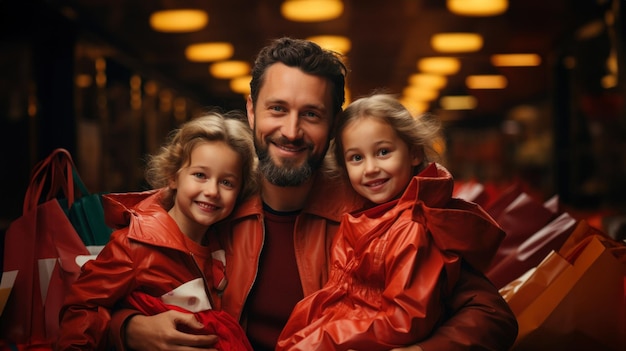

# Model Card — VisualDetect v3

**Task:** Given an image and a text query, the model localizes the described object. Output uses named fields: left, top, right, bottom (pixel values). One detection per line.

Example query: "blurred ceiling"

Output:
left=5, top=0, right=615, bottom=125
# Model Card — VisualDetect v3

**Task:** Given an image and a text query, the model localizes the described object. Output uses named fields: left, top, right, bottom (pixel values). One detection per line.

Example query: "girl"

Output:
left=57, top=111, right=257, bottom=351
left=277, top=94, right=512, bottom=350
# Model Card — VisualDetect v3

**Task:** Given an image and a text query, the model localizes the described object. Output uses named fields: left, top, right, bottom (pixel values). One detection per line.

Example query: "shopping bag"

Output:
left=1, top=149, right=91, bottom=347
left=501, top=234, right=626, bottom=351
left=64, top=167, right=112, bottom=246
left=485, top=192, right=557, bottom=277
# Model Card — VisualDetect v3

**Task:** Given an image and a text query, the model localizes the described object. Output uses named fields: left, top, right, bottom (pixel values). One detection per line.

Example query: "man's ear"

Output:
left=246, top=95, right=255, bottom=129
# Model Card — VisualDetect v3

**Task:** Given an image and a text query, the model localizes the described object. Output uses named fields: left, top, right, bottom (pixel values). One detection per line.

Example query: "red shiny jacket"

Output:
left=276, top=164, right=509, bottom=350
left=110, top=165, right=518, bottom=350
left=56, top=190, right=223, bottom=350
left=216, top=164, right=517, bottom=350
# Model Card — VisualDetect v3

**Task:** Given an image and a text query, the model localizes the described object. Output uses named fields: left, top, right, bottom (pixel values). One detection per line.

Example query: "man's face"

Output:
left=247, top=63, right=334, bottom=186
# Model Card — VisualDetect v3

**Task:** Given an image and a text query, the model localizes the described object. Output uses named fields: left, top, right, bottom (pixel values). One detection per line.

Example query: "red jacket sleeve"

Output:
left=416, top=262, right=518, bottom=351
left=108, top=308, right=141, bottom=351
left=56, top=232, right=136, bottom=351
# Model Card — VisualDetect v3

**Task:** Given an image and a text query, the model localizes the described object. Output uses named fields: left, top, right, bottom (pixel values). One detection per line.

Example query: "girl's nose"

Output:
left=203, top=180, right=219, bottom=197
left=364, top=158, right=379, bottom=175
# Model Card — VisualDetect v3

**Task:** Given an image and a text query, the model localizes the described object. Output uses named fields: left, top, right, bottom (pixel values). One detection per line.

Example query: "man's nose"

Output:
left=281, top=112, right=302, bottom=140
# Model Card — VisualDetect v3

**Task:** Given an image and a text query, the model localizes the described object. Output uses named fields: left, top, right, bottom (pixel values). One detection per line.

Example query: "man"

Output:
left=112, top=37, right=517, bottom=351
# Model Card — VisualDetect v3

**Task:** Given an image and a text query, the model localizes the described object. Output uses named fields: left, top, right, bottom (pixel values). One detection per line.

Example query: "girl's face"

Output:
left=168, top=141, right=243, bottom=243
left=341, top=117, right=421, bottom=204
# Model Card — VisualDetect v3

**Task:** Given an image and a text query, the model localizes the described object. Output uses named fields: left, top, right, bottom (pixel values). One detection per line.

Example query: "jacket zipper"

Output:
left=189, top=251, right=216, bottom=309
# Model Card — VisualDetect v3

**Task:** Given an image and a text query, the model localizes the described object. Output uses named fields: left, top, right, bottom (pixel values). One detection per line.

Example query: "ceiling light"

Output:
left=431, top=33, right=483, bottom=53
left=185, top=42, right=234, bottom=62
left=491, top=54, right=541, bottom=67
left=447, top=0, right=508, bottom=16
left=466, top=75, right=508, bottom=89
left=408, top=73, right=447, bottom=89
left=402, top=86, right=439, bottom=102
left=209, top=61, right=250, bottom=79
left=75, top=74, right=92, bottom=88
left=281, top=0, right=343, bottom=22
left=307, top=35, right=351, bottom=54
left=418, top=57, right=461, bottom=75
left=149, top=9, right=208, bottom=33
left=230, top=75, right=252, bottom=94
left=399, top=98, right=429, bottom=115
left=602, top=74, right=617, bottom=89
left=440, top=95, right=477, bottom=110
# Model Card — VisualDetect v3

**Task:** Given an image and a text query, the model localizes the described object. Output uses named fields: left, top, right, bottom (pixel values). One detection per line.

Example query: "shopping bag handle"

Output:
left=22, top=148, right=78, bottom=213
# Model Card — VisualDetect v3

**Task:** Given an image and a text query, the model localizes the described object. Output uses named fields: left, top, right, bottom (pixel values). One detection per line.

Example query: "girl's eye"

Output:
left=220, top=179, right=235, bottom=188
left=193, top=172, right=206, bottom=179
left=348, top=154, right=362, bottom=162
left=378, top=148, right=390, bottom=156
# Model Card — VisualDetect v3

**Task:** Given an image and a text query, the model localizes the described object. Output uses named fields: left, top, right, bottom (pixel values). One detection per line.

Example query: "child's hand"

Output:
left=125, top=311, right=219, bottom=351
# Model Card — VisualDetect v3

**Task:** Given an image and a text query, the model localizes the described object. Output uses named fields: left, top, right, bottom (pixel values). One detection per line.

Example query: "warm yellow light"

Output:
left=447, top=0, right=508, bottom=16
left=602, top=74, right=617, bottom=89
left=399, top=98, right=429, bottom=115
left=491, top=53, right=541, bottom=67
left=402, top=86, right=439, bottom=102
left=185, top=42, right=234, bottom=62
left=440, top=95, right=477, bottom=110
left=307, top=35, right=351, bottom=54
left=230, top=75, right=252, bottom=94
left=281, top=0, right=344, bottom=22
left=149, top=9, right=208, bottom=32
left=209, top=61, right=250, bottom=79
left=418, top=57, right=461, bottom=75
left=75, top=74, right=92, bottom=88
left=431, top=33, right=483, bottom=53
left=408, top=73, right=447, bottom=90
left=466, top=75, right=508, bottom=89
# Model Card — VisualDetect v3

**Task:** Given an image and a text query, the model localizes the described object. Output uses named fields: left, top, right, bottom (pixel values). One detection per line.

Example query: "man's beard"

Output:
left=255, top=136, right=325, bottom=187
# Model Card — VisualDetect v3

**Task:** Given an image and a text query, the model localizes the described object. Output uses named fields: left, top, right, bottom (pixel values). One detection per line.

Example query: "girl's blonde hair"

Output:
left=145, top=110, right=258, bottom=209
left=331, top=93, right=443, bottom=175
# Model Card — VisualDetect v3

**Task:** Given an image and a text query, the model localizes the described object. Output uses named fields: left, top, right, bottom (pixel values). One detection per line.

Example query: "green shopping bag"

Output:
left=64, top=168, right=112, bottom=246
left=45, top=149, right=112, bottom=246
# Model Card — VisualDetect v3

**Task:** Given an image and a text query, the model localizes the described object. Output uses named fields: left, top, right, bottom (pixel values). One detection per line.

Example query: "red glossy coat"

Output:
left=276, top=164, right=507, bottom=350
left=56, top=190, right=231, bottom=350
left=109, top=165, right=519, bottom=350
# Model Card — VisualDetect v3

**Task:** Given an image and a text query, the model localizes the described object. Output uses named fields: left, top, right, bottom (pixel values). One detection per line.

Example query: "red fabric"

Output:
left=110, top=164, right=520, bottom=351
left=127, top=292, right=252, bottom=351
left=277, top=164, right=508, bottom=350
left=57, top=190, right=227, bottom=350
left=244, top=208, right=303, bottom=349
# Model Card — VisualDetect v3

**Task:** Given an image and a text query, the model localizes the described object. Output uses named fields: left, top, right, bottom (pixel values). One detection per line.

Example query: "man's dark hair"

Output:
left=249, top=37, right=347, bottom=117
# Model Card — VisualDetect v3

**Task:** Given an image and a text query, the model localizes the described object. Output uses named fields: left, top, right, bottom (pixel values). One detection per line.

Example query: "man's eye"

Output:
left=302, top=111, right=319, bottom=118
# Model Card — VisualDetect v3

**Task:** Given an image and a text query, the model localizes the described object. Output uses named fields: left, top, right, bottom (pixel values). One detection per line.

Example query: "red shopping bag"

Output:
left=486, top=211, right=577, bottom=288
left=485, top=192, right=557, bottom=277
left=1, top=149, right=89, bottom=347
left=500, top=233, right=626, bottom=351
